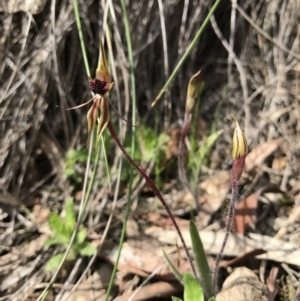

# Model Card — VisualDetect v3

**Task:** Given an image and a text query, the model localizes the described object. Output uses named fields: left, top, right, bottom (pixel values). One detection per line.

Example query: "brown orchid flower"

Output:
left=86, top=40, right=114, bottom=146
left=63, top=41, right=197, bottom=279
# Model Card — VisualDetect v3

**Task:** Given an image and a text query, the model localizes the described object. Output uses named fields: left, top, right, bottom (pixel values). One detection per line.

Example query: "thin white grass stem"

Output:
left=36, top=131, right=95, bottom=301
left=210, top=15, right=249, bottom=136
left=60, top=160, right=123, bottom=301
left=128, top=264, right=167, bottom=301
left=157, top=0, right=171, bottom=127
left=228, top=0, right=237, bottom=84
left=54, top=258, right=82, bottom=301
left=178, top=0, right=189, bottom=56
left=0, top=14, right=32, bottom=108
left=235, top=2, right=300, bottom=61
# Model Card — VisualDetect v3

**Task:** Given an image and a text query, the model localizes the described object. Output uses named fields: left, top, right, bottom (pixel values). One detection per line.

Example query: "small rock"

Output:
left=216, top=267, right=268, bottom=301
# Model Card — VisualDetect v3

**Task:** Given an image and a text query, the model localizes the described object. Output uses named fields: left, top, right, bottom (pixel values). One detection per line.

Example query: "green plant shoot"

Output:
left=44, top=198, right=96, bottom=272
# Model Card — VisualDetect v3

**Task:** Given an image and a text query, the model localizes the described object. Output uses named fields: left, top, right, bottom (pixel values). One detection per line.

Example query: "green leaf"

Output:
left=172, top=297, right=183, bottom=301
left=48, top=213, right=64, bottom=236
left=196, top=130, right=223, bottom=166
left=76, top=228, right=87, bottom=245
left=68, top=248, right=77, bottom=260
left=137, top=125, right=168, bottom=162
left=162, top=249, right=183, bottom=282
left=45, top=253, right=65, bottom=272
left=190, top=220, right=213, bottom=298
left=208, top=297, right=217, bottom=301
left=78, top=242, right=96, bottom=256
left=65, top=167, right=75, bottom=177
left=183, top=272, right=204, bottom=301
left=65, top=198, right=76, bottom=233
left=66, top=149, right=89, bottom=163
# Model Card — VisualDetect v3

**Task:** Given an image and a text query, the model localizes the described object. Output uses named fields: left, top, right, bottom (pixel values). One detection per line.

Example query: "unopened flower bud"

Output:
left=231, top=115, right=248, bottom=160
left=185, top=70, right=204, bottom=115
left=231, top=115, right=247, bottom=183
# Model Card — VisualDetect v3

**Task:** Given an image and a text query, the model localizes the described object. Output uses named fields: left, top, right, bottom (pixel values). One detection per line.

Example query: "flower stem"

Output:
left=213, top=179, right=239, bottom=293
left=107, top=121, right=197, bottom=277
left=178, top=113, right=200, bottom=212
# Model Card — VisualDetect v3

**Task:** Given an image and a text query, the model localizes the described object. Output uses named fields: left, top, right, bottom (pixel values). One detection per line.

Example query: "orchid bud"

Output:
left=185, top=70, right=204, bottom=115
left=231, top=115, right=248, bottom=160
left=231, top=115, right=248, bottom=183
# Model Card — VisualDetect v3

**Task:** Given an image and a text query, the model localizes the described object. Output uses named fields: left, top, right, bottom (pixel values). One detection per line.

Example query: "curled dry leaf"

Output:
left=245, top=138, right=284, bottom=172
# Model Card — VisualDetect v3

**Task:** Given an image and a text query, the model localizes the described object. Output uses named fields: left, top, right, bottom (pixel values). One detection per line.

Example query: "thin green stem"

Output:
left=152, top=0, right=223, bottom=106
left=73, top=0, right=91, bottom=77
left=105, top=1, right=137, bottom=300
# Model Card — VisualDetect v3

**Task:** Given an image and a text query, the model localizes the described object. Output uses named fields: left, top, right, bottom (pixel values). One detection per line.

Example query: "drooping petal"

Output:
left=96, top=95, right=110, bottom=144
left=86, top=95, right=101, bottom=147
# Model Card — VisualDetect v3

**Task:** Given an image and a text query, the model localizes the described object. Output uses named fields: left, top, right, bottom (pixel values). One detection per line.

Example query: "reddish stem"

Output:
left=107, top=121, right=197, bottom=277
left=213, top=179, right=239, bottom=293
left=178, top=113, right=200, bottom=212
left=178, top=114, right=191, bottom=185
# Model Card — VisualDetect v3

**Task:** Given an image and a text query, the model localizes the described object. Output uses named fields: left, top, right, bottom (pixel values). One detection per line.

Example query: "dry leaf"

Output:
left=272, top=157, right=287, bottom=170
left=196, top=170, right=231, bottom=227
left=245, top=138, right=284, bottom=172
left=147, top=227, right=300, bottom=266
left=114, top=281, right=181, bottom=301
left=101, top=241, right=190, bottom=280
left=234, top=192, right=258, bottom=234
left=60, top=264, right=116, bottom=301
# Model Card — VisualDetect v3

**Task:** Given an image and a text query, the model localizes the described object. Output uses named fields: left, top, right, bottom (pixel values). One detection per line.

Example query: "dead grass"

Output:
left=1, top=0, right=300, bottom=300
